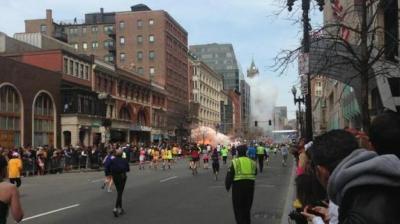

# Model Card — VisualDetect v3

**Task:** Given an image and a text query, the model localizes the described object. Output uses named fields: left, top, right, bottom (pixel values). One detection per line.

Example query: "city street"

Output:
left=13, top=155, right=293, bottom=224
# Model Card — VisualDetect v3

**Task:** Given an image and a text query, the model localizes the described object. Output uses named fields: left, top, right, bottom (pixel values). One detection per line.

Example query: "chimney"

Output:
left=46, top=9, right=52, bottom=20
left=100, top=8, right=104, bottom=14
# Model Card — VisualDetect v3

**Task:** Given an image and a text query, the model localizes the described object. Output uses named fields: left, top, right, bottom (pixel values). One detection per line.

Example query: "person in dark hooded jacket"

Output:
left=309, top=129, right=400, bottom=224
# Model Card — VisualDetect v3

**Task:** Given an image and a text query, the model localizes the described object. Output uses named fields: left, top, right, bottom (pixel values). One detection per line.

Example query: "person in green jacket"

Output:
left=225, top=145, right=257, bottom=224
left=256, top=143, right=266, bottom=173
left=221, top=146, right=229, bottom=165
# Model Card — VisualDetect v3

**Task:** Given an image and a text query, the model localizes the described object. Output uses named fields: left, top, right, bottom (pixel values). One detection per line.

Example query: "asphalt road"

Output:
left=9, top=153, right=294, bottom=224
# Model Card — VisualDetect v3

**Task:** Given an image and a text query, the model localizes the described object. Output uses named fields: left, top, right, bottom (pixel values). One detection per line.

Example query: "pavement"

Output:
left=8, top=153, right=294, bottom=224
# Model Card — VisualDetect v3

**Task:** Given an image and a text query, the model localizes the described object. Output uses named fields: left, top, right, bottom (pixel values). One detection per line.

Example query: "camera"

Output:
left=288, top=209, right=308, bottom=224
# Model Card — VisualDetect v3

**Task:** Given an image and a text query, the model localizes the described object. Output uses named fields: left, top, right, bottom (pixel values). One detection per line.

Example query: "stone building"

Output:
left=188, top=57, right=223, bottom=129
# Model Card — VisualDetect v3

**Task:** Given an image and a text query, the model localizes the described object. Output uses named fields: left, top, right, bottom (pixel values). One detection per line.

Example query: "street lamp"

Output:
left=287, top=0, right=324, bottom=142
left=292, top=86, right=305, bottom=138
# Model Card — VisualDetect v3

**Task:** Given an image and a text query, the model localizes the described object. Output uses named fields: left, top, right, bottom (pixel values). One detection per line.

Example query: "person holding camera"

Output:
left=308, top=129, right=400, bottom=223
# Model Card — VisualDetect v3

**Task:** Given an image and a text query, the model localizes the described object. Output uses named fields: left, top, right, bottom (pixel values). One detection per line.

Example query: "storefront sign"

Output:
left=129, top=125, right=152, bottom=132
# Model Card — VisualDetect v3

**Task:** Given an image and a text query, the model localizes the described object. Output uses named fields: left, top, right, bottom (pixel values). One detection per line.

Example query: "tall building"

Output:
left=188, top=55, right=223, bottom=129
left=24, top=4, right=190, bottom=142
left=247, top=58, right=259, bottom=78
left=240, top=80, right=251, bottom=135
left=273, top=106, right=288, bottom=130
left=190, top=43, right=250, bottom=136
left=190, top=43, right=241, bottom=91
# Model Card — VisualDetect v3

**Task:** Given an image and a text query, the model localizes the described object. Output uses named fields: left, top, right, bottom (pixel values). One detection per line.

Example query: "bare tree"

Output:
left=273, top=0, right=399, bottom=133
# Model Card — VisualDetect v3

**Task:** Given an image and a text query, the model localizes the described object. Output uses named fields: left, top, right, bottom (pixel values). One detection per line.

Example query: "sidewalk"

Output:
left=280, top=159, right=297, bottom=224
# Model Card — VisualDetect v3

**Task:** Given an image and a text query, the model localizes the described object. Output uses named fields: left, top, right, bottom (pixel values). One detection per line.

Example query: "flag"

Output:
left=330, top=0, right=350, bottom=41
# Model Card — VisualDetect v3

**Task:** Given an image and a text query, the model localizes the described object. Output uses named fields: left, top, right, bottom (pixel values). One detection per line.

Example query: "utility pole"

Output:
left=287, top=0, right=324, bottom=142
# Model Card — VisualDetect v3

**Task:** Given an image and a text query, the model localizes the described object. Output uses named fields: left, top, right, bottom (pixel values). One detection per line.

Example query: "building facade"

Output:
left=190, top=43, right=249, bottom=135
left=273, top=106, right=288, bottom=131
left=189, top=58, right=223, bottom=128
left=2, top=32, right=167, bottom=147
left=0, top=56, right=61, bottom=148
left=24, top=4, right=189, bottom=143
left=189, top=43, right=241, bottom=91
left=307, top=0, right=400, bottom=135
left=240, top=80, right=251, bottom=135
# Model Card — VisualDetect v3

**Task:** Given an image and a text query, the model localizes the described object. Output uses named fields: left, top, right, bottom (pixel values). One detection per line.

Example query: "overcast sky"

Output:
left=0, top=0, right=323, bottom=120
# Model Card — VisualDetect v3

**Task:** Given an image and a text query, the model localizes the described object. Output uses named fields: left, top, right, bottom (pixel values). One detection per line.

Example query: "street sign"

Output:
left=298, top=53, right=309, bottom=75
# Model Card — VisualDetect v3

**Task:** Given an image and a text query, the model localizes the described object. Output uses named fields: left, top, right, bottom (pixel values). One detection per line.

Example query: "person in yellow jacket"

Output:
left=225, top=145, right=257, bottom=224
left=166, top=147, right=173, bottom=169
left=8, top=152, right=23, bottom=188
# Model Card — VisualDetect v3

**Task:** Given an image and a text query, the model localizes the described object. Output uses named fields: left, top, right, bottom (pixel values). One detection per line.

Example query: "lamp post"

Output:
left=287, top=0, right=324, bottom=142
left=292, top=86, right=305, bottom=138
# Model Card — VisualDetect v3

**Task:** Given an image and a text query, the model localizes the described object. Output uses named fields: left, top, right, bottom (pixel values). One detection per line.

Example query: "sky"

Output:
left=0, top=0, right=323, bottom=123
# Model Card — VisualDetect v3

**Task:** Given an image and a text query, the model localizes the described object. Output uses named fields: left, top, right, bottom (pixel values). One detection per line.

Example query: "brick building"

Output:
left=24, top=4, right=189, bottom=142
left=0, top=56, right=61, bottom=148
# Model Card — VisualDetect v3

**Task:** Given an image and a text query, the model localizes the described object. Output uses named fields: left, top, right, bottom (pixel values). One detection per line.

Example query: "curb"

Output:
left=280, top=159, right=296, bottom=224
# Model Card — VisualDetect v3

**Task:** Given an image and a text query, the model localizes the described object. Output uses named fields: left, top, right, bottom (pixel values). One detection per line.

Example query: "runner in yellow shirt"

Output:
left=8, top=152, right=23, bottom=188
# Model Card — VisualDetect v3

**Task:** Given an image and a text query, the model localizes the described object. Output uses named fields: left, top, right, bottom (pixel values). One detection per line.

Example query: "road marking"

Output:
left=160, top=176, right=178, bottom=183
left=22, top=204, right=80, bottom=222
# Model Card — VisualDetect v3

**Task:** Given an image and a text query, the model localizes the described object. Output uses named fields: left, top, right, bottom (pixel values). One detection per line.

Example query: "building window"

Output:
left=149, top=51, right=155, bottom=60
left=137, top=51, right=143, bottom=61
left=0, top=86, right=21, bottom=147
left=149, top=67, right=155, bottom=76
left=119, top=21, right=125, bottom=29
left=149, top=19, right=154, bottom=25
left=82, top=42, right=88, bottom=50
left=120, top=36, right=125, bottom=45
left=104, top=54, right=114, bottom=63
left=388, top=78, right=400, bottom=97
left=137, top=67, right=144, bottom=75
left=104, top=39, right=114, bottom=48
left=149, top=35, right=155, bottom=43
left=74, top=61, right=79, bottom=76
left=103, top=25, right=113, bottom=33
left=73, top=43, right=78, bottom=50
left=92, top=41, right=98, bottom=49
left=69, top=60, right=73, bottom=75
left=33, top=93, right=54, bottom=147
left=40, top=24, right=47, bottom=33
left=91, top=26, right=98, bottom=33
left=63, top=57, right=68, bottom=74
left=82, top=27, right=87, bottom=34
left=84, top=65, right=89, bottom=80
left=137, top=20, right=143, bottom=28
left=120, top=53, right=126, bottom=62
left=137, top=35, right=143, bottom=44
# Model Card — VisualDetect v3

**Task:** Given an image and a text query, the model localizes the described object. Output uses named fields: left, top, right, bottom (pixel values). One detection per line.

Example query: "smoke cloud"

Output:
left=246, top=74, right=278, bottom=133
left=191, top=126, right=231, bottom=146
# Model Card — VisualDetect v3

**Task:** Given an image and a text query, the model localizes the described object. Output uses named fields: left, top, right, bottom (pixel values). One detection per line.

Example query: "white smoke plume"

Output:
left=246, top=74, right=278, bottom=133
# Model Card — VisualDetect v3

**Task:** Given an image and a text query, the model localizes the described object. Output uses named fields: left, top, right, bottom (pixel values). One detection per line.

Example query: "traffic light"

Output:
left=268, top=120, right=272, bottom=126
left=255, top=121, right=258, bottom=127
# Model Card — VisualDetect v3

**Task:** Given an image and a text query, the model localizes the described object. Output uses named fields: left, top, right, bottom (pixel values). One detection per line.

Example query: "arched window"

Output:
left=119, top=107, right=131, bottom=120
left=0, top=85, right=21, bottom=148
left=33, top=92, right=54, bottom=147
left=137, top=109, right=146, bottom=126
